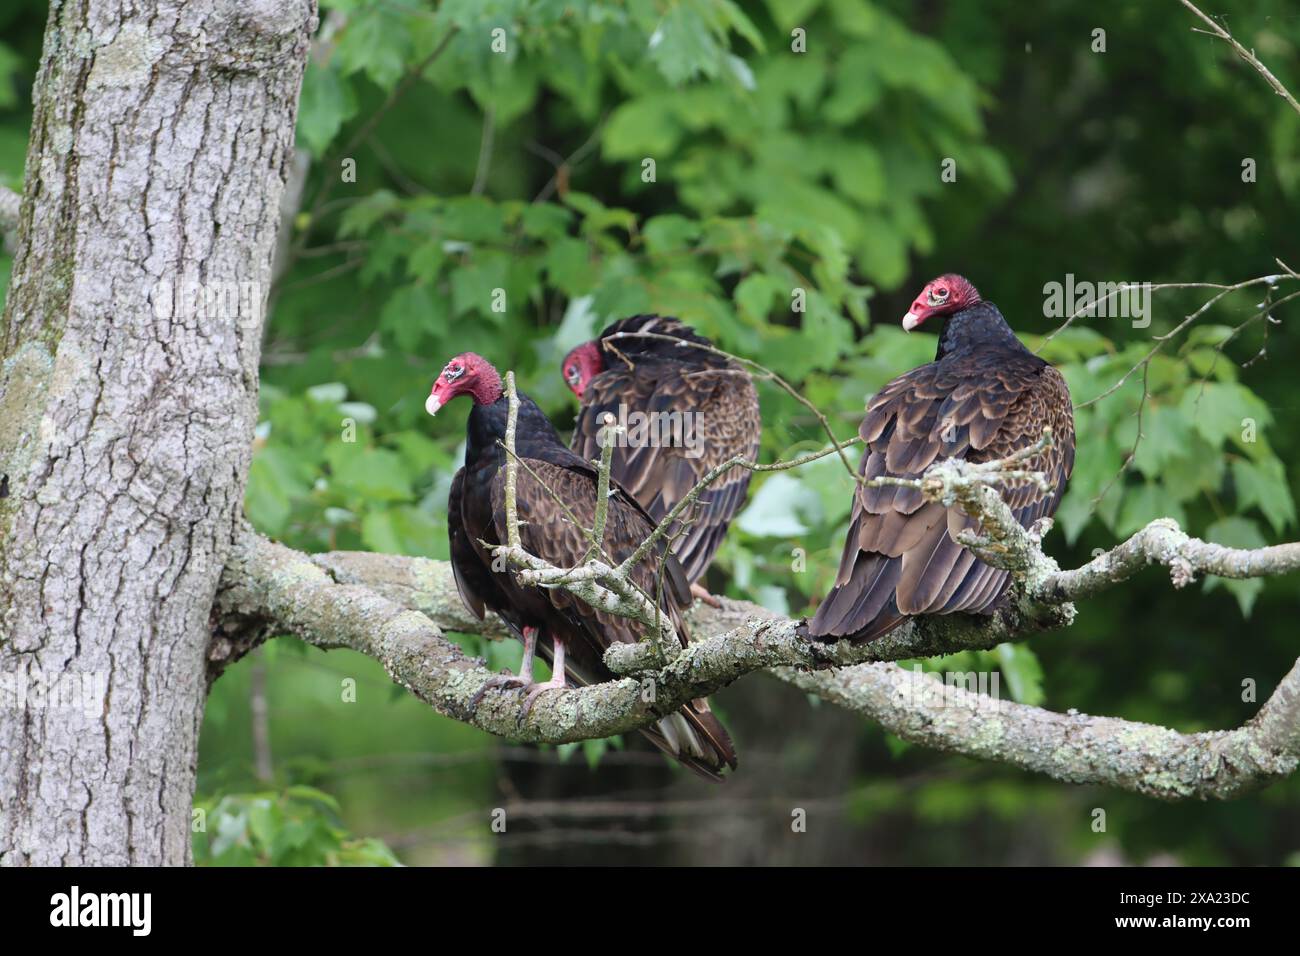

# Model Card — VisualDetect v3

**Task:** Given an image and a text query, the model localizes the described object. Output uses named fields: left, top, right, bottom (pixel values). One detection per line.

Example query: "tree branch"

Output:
left=1038, top=518, right=1300, bottom=602
left=779, top=655, right=1300, bottom=800
left=216, top=462, right=1300, bottom=800
left=502, top=370, right=521, bottom=550
left=211, top=355, right=1300, bottom=802
left=1178, top=0, right=1300, bottom=119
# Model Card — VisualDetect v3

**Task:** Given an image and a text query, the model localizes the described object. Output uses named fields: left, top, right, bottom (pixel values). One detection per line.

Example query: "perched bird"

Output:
left=562, top=315, right=761, bottom=596
left=429, top=352, right=738, bottom=780
left=808, top=275, right=1075, bottom=642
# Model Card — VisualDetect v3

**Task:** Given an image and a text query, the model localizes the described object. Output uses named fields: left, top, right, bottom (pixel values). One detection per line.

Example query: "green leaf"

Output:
left=648, top=4, right=725, bottom=86
left=246, top=446, right=311, bottom=536
left=544, top=238, right=597, bottom=296
left=734, top=273, right=783, bottom=324
left=763, top=0, right=824, bottom=32
left=406, top=239, right=446, bottom=282
left=247, top=798, right=280, bottom=849
left=335, top=8, right=412, bottom=89
left=380, top=283, right=445, bottom=352
left=1179, top=382, right=1271, bottom=451
left=1131, top=405, right=1192, bottom=479
left=1116, top=482, right=1186, bottom=538
left=996, top=643, right=1045, bottom=706
left=603, top=98, right=682, bottom=158
left=450, top=253, right=511, bottom=320
left=1232, top=457, right=1295, bottom=534
left=330, top=447, right=413, bottom=502
left=718, top=1, right=767, bottom=52
left=0, top=42, right=22, bottom=110
left=736, top=473, right=821, bottom=536
left=440, top=196, right=508, bottom=243
left=519, top=203, right=574, bottom=241
left=338, top=190, right=401, bottom=237
left=642, top=214, right=702, bottom=255
left=297, top=64, right=358, bottom=156
left=360, top=505, right=443, bottom=556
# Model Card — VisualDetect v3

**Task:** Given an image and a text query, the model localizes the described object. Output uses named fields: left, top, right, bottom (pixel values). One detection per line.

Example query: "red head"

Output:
left=902, top=274, right=981, bottom=331
left=561, top=341, right=605, bottom=399
left=426, top=352, right=503, bottom=416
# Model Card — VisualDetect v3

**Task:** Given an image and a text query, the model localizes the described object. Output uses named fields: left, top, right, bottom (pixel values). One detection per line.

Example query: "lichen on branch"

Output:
left=215, top=424, right=1300, bottom=803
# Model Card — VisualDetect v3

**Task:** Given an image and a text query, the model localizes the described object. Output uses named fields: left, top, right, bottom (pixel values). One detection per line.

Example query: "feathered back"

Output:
left=809, top=301, right=1075, bottom=642
left=449, top=387, right=737, bottom=778
left=570, top=315, right=761, bottom=583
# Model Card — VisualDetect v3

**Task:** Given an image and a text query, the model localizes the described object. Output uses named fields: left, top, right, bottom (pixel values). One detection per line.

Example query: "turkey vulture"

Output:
left=428, top=352, right=738, bottom=780
left=808, top=275, right=1075, bottom=642
left=562, top=315, right=761, bottom=591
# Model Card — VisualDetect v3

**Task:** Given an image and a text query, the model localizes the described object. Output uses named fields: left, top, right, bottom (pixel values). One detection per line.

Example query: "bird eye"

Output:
left=927, top=287, right=949, bottom=306
left=565, top=365, right=581, bottom=385
left=444, top=363, right=464, bottom=381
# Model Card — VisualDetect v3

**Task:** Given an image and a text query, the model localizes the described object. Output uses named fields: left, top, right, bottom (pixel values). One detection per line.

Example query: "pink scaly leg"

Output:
left=468, top=626, right=539, bottom=713
left=519, top=637, right=567, bottom=719
left=690, top=581, right=722, bottom=608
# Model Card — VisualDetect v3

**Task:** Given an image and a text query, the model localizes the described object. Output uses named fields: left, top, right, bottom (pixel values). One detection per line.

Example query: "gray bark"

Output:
left=216, top=525, right=1300, bottom=801
left=0, top=0, right=316, bottom=865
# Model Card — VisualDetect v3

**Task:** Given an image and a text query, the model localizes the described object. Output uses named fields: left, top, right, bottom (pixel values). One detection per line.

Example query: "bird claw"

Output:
left=518, top=678, right=568, bottom=722
left=468, top=672, right=529, bottom=715
left=690, top=582, right=723, bottom=609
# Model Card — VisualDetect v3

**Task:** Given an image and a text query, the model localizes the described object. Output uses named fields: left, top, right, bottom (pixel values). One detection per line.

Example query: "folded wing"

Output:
left=809, top=356, right=1074, bottom=642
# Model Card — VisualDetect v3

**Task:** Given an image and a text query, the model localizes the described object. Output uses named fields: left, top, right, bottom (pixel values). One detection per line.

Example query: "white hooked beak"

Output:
left=425, top=393, right=443, bottom=416
left=902, top=311, right=922, bottom=332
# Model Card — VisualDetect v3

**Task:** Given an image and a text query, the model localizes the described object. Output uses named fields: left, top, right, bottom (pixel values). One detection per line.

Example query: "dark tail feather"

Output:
left=539, top=644, right=737, bottom=781
left=807, top=555, right=907, bottom=642
left=639, top=699, right=737, bottom=783
left=807, top=602, right=906, bottom=643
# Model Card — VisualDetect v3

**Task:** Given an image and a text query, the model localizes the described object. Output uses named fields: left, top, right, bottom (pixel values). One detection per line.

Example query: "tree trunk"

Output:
left=0, top=0, right=315, bottom=865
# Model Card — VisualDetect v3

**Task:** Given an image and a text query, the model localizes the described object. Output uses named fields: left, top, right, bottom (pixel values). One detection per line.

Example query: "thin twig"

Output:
left=1177, top=0, right=1300, bottom=118
left=503, top=371, right=521, bottom=550
left=1075, top=277, right=1297, bottom=408
left=490, top=377, right=678, bottom=658
left=470, top=107, right=495, bottom=196
left=283, top=27, right=460, bottom=276
left=585, top=413, right=618, bottom=564
left=603, top=329, right=861, bottom=481
left=1040, top=275, right=1293, bottom=351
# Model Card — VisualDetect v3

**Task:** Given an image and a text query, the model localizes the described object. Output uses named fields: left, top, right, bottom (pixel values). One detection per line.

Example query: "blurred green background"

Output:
left=3, top=0, right=1299, bottom=865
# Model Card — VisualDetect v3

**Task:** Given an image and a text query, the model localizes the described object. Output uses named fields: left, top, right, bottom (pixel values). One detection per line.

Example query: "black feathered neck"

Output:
left=934, top=301, right=1030, bottom=361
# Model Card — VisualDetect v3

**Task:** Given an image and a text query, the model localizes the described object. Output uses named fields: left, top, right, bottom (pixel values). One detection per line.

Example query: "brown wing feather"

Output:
left=496, top=461, right=686, bottom=641
left=572, top=344, right=760, bottom=584
left=809, top=357, right=1074, bottom=641
left=483, top=458, right=737, bottom=778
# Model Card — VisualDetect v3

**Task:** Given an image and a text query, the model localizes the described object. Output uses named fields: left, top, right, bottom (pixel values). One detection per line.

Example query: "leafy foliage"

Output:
left=193, top=787, right=401, bottom=866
